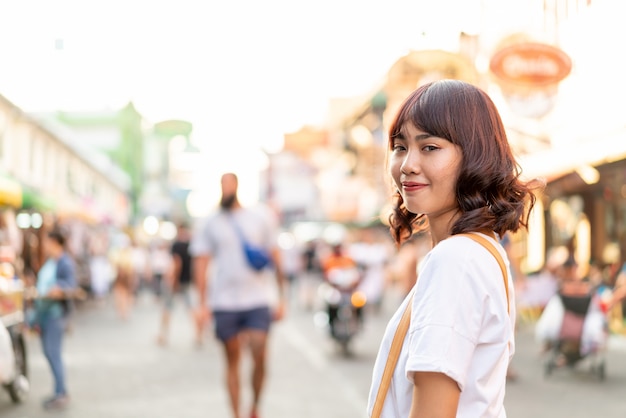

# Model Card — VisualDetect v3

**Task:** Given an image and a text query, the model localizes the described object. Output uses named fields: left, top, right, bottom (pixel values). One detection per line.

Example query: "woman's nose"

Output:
left=400, top=150, right=419, bottom=175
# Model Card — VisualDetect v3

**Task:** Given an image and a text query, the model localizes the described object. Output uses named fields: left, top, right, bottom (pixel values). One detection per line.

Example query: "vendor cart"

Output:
left=0, top=285, right=30, bottom=403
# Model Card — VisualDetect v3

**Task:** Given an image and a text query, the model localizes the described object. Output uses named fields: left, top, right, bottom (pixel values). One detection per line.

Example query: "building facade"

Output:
left=319, top=0, right=623, bottom=277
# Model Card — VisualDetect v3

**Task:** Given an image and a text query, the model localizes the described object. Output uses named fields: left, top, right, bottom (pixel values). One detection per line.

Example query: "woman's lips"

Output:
left=402, top=182, right=427, bottom=192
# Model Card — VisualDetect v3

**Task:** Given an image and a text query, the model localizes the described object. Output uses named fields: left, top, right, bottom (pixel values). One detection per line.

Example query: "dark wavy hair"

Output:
left=387, top=79, right=540, bottom=245
left=47, top=228, right=67, bottom=247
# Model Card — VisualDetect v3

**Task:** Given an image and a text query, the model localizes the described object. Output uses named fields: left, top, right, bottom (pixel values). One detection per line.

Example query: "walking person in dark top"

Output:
left=157, top=222, right=196, bottom=346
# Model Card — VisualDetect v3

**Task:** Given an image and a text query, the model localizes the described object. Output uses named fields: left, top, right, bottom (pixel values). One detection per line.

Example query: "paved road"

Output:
left=1, top=288, right=626, bottom=417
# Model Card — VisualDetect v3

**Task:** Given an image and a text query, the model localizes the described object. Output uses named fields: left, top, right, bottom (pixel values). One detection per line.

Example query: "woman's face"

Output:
left=43, top=236, right=61, bottom=258
left=390, top=123, right=462, bottom=222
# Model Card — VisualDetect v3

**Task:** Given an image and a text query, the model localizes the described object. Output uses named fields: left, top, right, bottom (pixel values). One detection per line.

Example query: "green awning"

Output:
left=21, top=188, right=56, bottom=211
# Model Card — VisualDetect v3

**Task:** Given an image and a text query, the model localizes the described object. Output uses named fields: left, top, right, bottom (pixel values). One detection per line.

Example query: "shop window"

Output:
left=605, top=203, right=618, bottom=242
left=549, top=195, right=592, bottom=275
left=523, top=197, right=545, bottom=273
left=549, top=195, right=584, bottom=247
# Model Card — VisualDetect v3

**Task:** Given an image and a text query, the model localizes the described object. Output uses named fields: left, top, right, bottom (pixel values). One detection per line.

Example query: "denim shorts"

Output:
left=213, top=307, right=272, bottom=342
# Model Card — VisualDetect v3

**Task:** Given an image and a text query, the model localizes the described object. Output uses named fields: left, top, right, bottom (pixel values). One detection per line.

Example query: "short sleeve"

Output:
left=189, top=219, right=213, bottom=257
left=404, top=239, right=487, bottom=390
left=56, top=255, right=77, bottom=289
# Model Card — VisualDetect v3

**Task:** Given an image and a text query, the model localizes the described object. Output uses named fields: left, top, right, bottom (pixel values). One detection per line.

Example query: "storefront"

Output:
left=542, top=157, right=626, bottom=284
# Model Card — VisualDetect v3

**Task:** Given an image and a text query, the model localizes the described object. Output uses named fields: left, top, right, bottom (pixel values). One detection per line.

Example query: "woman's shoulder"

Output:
left=429, top=234, right=476, bottom=257
left=439, top=233, right=500, bottom=252
left=419, top=236, right=474, bottom=279
left=427, top=233, right=502, bottom=270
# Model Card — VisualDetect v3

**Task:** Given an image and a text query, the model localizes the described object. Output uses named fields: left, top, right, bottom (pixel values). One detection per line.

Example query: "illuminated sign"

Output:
left=489, top=42, right=572, bottom=86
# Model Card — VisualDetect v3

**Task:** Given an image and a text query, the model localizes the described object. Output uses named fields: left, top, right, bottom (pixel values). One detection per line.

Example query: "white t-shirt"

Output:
left=367, top=232, right=515, bottom=418
left=189, top=206, right=279, bottom=311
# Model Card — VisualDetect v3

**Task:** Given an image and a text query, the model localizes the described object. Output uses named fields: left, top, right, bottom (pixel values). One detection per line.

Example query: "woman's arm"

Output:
left=46, top=256, right=77, bottom=299
left=409, top=371, right=460, bottom=418
left=55, top=256, right=77, bottom=289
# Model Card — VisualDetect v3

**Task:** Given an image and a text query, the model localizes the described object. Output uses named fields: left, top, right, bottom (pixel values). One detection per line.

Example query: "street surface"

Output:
left=1, top=286, right=626, bottom=418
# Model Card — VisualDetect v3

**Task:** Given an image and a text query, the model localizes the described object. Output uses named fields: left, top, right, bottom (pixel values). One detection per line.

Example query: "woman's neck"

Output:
left=429, top=223, right=450, bottom=247
left=427, top=211, right=460, bottom=247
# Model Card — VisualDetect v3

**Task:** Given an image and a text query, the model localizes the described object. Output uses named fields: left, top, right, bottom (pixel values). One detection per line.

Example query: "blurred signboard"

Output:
left=489, top=39, right=572, bottom=119
left=489, top=42, right=572, bottom=86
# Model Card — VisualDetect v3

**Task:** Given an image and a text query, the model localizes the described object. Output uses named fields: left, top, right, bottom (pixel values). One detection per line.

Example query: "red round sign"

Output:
left=489, top=42, right=572, bottom=86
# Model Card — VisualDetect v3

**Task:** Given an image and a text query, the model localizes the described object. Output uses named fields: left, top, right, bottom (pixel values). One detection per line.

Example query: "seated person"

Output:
left=535, top=257, right=607, bottom=356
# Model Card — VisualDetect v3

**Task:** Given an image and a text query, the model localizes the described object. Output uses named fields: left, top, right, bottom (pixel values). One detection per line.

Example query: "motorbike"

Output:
left=321, top=265, right=367, bottom=356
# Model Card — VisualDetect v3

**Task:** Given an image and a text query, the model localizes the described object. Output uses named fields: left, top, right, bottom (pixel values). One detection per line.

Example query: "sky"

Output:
left=0, top=0, right=486, bottom=208
left=0, top=0, right=483, bottom=149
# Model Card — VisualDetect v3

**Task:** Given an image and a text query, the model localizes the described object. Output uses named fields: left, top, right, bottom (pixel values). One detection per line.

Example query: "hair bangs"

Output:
left=388, top=82, right=464, bottom=148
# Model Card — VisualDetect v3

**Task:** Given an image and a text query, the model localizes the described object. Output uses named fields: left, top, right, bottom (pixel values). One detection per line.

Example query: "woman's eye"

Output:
left=392, top=143, right=406, bottom=152
left=422, top=145, right=438, bottom=152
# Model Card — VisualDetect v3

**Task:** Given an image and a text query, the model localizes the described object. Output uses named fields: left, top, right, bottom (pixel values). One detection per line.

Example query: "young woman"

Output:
left=367, top=80, right=539, bottom=417
left=35, top=228, right=77, bottom=410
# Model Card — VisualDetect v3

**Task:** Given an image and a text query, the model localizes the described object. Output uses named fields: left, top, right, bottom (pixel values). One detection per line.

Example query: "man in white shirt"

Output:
left=190, top=172, right=286, bottom=418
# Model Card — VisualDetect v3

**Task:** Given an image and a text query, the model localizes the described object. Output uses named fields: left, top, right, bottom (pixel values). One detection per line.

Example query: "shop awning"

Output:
left=0, top=175, right=22, bottom=208
left=518, top=128, right=626, bottom=183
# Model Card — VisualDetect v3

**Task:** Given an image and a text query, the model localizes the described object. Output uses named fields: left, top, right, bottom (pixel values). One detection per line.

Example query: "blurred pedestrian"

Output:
left=190, top=172, right=286, bottom=418
left=110, top=235, right=135, bottom=320
left=535, top=256, right=607, bottom=357
left=34, top=228, right=78, bottom=410
left=610, top=260, right=626, bottom=322
left=88, top=233, right=114, bottom=302
left=349, top=227, right=392, bottom=314
left=130, top=237, right=149, bottom=296
left=299, top=239, right=322, bottom=310
left=367, top=80, right=539, bottom=417
left=390, top=231, right=431, bottom=297
left=278, top=235, right=303, bottom=307
left=149, top=240, right=173, bottom=300
left=157, top=222, right=196, bottom=346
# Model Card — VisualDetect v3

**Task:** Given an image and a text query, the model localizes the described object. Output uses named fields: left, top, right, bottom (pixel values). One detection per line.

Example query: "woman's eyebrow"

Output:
left=413, top=134, right=432, bottom=141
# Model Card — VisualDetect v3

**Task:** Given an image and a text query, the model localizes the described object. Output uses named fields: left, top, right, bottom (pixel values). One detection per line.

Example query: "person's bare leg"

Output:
left=246, top=330, right=268, bottom=418
left=193, top=308, right=206, bottom=346
left=223, top=335, right=242, bottom=418
left=114, top=286, right=129, bottom=320
left=157, top=310, right=170, bottom=345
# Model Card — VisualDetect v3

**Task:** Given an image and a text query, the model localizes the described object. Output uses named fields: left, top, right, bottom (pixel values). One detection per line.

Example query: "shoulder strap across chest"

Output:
left=370, top=231, right=509, bottom=418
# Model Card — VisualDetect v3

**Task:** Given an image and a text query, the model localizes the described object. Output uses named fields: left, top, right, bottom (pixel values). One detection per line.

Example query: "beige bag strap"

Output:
left=371, top=232, right=508, bottom=417
left=458, top=232, right=510, bottom=314
left=371, top=292, right=414, bottom=418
